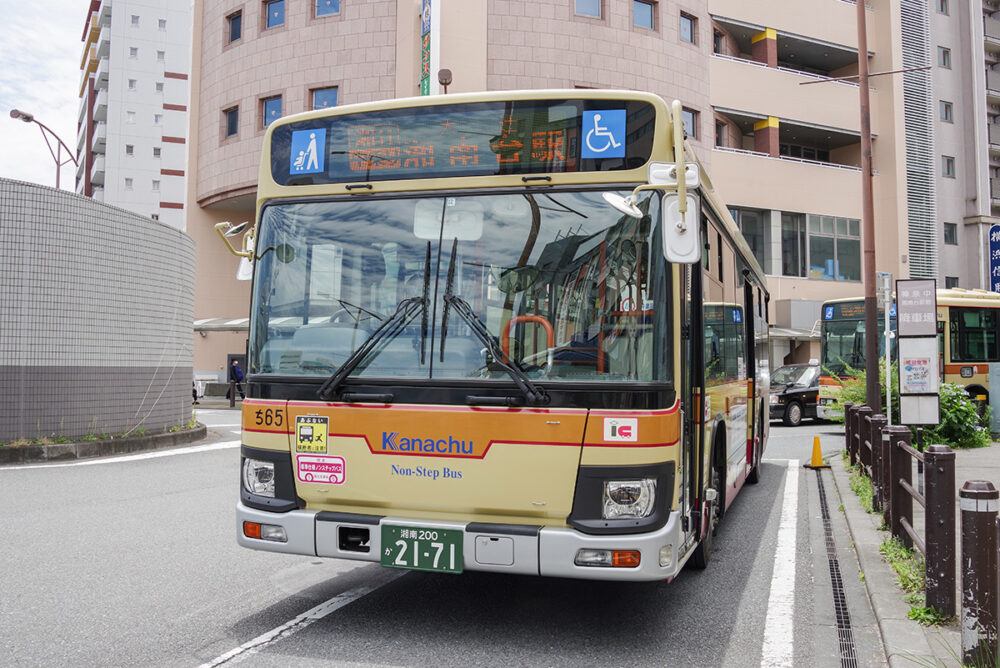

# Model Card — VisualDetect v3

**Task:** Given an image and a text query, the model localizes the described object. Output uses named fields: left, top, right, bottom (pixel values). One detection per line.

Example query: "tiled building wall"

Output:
left=486, top=0, right=711, bottom=152
left=0, top=179, right=194, bottom=442
left=195, top=0, right=397, bottom=206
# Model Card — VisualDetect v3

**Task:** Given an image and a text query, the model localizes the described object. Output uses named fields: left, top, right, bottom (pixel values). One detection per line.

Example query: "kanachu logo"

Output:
left=603, top=417, right=638, bottom=442
left=381, top=431, right=475, bottom=456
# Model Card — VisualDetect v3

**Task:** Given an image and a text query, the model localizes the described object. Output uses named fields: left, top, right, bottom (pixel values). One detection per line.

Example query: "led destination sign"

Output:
left=270, top=99, right=655, bottom=185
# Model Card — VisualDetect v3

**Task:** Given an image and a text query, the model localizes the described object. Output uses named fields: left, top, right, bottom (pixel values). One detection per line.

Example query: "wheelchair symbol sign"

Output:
left=581, top=110, right=626, bottom=159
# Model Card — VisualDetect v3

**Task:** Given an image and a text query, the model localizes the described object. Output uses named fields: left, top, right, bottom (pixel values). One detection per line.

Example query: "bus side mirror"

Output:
left=661, top=193, right=700, bottom=264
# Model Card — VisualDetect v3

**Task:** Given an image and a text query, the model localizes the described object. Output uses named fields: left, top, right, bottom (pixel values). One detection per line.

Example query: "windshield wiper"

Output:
left=443, top=293, right=549, bottom=407
left=317, top=296, right=424, bottom=401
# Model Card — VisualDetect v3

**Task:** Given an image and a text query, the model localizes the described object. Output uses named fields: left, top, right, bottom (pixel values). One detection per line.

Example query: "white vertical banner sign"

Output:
left=895, top=279, right=940, bottom=425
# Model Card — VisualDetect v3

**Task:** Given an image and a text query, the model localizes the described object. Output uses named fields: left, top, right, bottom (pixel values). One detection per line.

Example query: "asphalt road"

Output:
left=0, top=411, right=887, bottom=667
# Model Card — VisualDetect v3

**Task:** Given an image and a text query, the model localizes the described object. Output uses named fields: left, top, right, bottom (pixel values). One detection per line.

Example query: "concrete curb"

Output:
left=0, top=423, right=208, bottom=466
left=829, top=452, right=960, bottom=667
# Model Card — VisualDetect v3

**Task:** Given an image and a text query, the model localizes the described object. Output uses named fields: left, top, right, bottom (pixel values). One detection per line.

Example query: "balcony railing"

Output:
left=987, top=69, right=1000, bottom=93
left=986, top=16, right=1000, bottom=42
left=90, top=155, right=106, bottom=187
left=713, top=145, right=863, bottom=172
left=990, top=124, right=1000, bottom=147
left=710, top=53, right=861, bottom=88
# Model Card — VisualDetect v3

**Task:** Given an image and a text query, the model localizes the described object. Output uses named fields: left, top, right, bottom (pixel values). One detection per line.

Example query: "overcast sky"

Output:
left=0, top=1, right=92, bottom=190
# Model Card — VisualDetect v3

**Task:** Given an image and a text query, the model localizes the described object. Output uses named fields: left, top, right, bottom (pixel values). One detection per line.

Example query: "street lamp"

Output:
left=9, top=109, right=79, bottom=190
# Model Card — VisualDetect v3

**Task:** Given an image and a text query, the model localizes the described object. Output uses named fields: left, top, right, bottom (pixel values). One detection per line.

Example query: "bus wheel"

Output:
left=690, top=463, right=722, bottom=570
left=783, top=401, right=803, bottom=427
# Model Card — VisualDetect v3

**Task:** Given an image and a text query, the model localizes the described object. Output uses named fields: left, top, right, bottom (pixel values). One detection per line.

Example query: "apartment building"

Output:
left=186, top=0, right=933, bottom=374
left=933, top=0, right=1000, bottom=290
left=76, top=0, right=191, bottom=229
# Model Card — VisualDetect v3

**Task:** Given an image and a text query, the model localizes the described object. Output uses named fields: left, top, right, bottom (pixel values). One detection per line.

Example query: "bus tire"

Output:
left=690, top=443, right=724, bottom=570
left=783, top=400, right=803, bottom=427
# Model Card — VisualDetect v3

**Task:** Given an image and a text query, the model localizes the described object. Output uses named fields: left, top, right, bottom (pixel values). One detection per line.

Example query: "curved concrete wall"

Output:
left=0, top=179, right=194, bottom=442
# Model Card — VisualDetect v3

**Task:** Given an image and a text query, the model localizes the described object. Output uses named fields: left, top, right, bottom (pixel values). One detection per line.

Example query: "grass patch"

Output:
left=847, top=463, right=876, bottom=514
left=879, top=537, right=953, bottom=626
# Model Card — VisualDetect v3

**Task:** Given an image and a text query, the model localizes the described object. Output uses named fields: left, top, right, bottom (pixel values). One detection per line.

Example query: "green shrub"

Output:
left=834, top=361, right=990, bottom=449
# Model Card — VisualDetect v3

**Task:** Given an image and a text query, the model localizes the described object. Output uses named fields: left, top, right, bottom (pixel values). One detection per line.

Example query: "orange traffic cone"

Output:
left=804, top=435, right=829, bottom=469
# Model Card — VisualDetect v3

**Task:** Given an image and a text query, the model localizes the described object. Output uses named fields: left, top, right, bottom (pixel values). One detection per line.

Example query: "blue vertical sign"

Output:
left=991, top=224, right=1000, bottom=292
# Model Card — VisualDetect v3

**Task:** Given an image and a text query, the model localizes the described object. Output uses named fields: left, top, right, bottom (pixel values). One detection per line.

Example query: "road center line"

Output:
left=0, top=440, right=240, bottom=471
left=760, top=459, right=799, bottom=668
left=199, top=571, right=406, bottom=667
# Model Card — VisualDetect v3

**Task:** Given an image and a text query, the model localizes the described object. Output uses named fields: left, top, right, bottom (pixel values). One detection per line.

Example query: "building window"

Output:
left=316, top=0, right=340, bottom=17
left=228, top=11, right=242, bottom=43
left=128, top=78, right=137, bottom=90
left=680, top=13, right=696, bottom=44
left=312, top=87, right=339, bottom=110
left=262, top=96, right=282, bottom=127
left=153, top=147, right=161, bottom=158
left=781, top=213, right=861, bottom=281
left=633, top=1, right=654, bottom=29
left=224, top=106, right=239, bottom=138
left=131, top=14, right=139, bottom=26
left=127, top=111, right=136, bottom=123
left=713, top=30, right=724, bottom=54
left=938, top=46, right=951, bottom=68
left=264, top=0, right=285, bottom=29
left=129, top=47, right=138, bottom=58
left=157, top=50, right=165, bottom=62
left=938, top=0, right=949, bottom=14
left=152, top=180, right=160, bottom=191
left=715, top=120, right=725, bottom=148
left=681, top=108, right=698, bottom=139
left=779, top=143, right=831, bottom=163
left=731, top=208, right=767, bottom=271
left=575, top=0, right=601, bottom=18
left=158, top=18, right=166, bottom=30
left=942, top=155, right=956, bottom=177
left=940, top=100, right=953, bottom=122
left=155, top=82, right=164, bottom=93
left=944, top=222, right=958, bottom=245
left=946, top=276, right=959, bottom=288
left=125, top=144, right=134, bottom=156
left=154, top=113, right=163, bottom=125
left=125, top=177, right=133, bottom=190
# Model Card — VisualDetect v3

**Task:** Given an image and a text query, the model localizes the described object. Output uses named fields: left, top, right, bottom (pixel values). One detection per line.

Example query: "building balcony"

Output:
left=992, top=178, right=1000, bottom=200
left=91, top=121, right=106, bottom=153
left=99, top=0, right=111, bottom=25
left=90, top=154, right=106, bottom=186
left=95, top=57, right=109, bottom=90
left=710, top=55, right=865, bottom=136
left=93, top=89, right=108, bottom=122
left=711, top=146, right=862, bottom=217
left=97, top=25, right=110, bottom=60
left=92, top=186, right=104, bottom=202
left=989, top=124, right=1000, bottom=148
left=711, top=0, right=860, bottom=52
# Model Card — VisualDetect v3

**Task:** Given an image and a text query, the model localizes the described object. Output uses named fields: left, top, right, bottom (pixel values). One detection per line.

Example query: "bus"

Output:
left=818, top=288, right=1000, bottom=418
left=221, top=90, right=769, bottom=581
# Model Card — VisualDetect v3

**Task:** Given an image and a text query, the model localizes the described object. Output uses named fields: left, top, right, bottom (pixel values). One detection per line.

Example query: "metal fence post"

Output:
left=961, top=480, right=998, bottom=667
left=843, top=401, right=854, bottom=463
left=923, top=444, right=955, bottom=617
left=886, top=425, right=912, bottom=547
left=857, top=406, right=873, bottom=473
left=881, top=426, right=893, bottom=529
left=846, top=404, right=858, bottom=466
left=869, top=414, right=886, bottom=511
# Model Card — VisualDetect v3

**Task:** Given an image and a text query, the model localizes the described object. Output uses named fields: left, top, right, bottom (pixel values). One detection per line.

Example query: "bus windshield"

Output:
left=249, top=189, right=670, bottom=384
left=820, top=311, right=896, bottom=376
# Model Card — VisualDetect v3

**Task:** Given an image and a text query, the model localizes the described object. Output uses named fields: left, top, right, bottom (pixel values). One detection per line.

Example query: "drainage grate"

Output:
left=816, top=471, right=859, bottom=668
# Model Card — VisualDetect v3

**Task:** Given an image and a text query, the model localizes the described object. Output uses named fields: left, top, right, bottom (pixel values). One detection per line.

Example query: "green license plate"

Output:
left=380, top=525, right=463, bottom=574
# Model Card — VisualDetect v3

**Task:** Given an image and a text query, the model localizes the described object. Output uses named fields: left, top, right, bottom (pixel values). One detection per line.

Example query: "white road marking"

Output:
left=209, top=423, right=242, bottom=428
left=760, top=459, right=799, bottom=668
left=0, top=440, right=240, bottom=471
left=199, top=571, right=406, bottom=667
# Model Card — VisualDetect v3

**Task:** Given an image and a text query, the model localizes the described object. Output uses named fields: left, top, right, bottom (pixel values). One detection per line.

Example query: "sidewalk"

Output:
left=831, top=436, right=1000, bottom=667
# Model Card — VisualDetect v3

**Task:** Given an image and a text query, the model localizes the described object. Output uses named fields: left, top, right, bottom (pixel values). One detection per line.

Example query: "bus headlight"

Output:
left=603, top=479, right=656, bottom=519
left=243, top=458, right=275, bottom=497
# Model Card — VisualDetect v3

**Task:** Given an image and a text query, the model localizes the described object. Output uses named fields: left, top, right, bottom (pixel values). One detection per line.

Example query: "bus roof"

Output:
left=822, top=288, right=1000, bottom=310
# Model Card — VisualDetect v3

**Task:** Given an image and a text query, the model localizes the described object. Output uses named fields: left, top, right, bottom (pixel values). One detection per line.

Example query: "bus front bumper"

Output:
left=237, top=501, right=688, bottom=581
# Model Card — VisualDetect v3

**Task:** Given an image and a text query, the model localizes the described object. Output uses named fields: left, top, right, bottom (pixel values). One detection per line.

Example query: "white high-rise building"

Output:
left=76, top=0, right=191, bottom=229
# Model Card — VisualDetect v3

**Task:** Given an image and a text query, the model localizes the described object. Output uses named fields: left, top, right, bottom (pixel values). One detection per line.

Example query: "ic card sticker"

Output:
left=297, top=455, right=345, bottom=484
left=603, top=417, right=638, bottom=442
left=296, top=415, right=329, bottom=453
